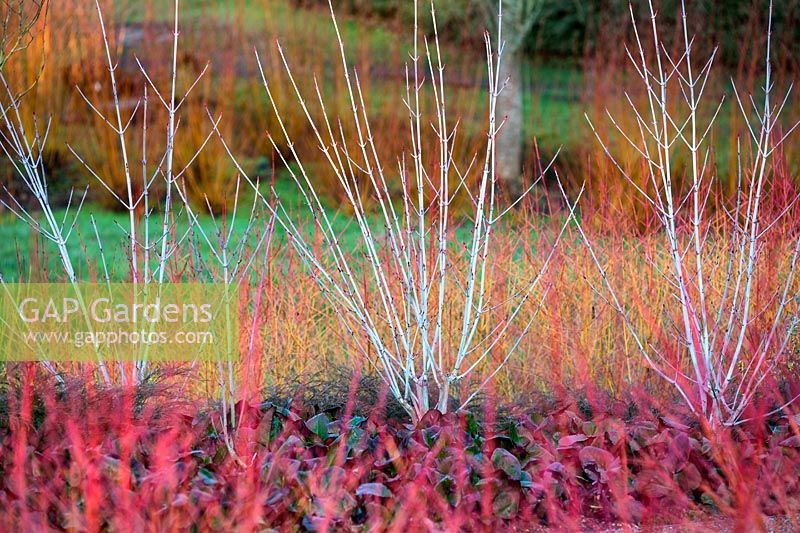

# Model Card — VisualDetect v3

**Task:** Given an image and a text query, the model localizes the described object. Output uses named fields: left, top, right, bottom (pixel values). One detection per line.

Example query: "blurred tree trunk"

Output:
left=497, top=50, right=523, bottom=197
left=478, top=0, right=542, bottom=197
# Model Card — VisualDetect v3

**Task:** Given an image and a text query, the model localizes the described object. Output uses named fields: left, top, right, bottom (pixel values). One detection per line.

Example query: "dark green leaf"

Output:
left=197, top=467, right=217, bottom=486
left=306, top=413, right=332, bottom=440
left=492, top=448, right=523, bottom=481
left=492, top=488, right=520, bottom=519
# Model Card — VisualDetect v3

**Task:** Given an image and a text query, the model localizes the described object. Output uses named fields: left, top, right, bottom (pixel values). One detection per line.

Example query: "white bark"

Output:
left=574, top=0, right=800, bottom=427
left=214, top=0, right=568, bottom=422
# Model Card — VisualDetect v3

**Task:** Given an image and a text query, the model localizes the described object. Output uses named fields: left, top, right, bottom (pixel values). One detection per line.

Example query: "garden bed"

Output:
left=1, top=379, right=799, bottom=530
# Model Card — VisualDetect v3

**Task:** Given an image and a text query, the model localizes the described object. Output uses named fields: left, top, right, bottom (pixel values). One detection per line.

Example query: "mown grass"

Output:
left=0, top=167, right=548, bottom=280
left=0, top=170, right=349, bottom=279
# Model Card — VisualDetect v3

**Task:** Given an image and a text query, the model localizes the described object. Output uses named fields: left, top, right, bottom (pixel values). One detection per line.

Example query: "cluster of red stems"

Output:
left=1, top=375, right=800, bottom=530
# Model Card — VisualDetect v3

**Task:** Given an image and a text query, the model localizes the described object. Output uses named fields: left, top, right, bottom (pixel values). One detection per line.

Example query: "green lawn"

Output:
left=0, top=173, right=364, bottom=280
left=0, top=166, right=557, bottom=281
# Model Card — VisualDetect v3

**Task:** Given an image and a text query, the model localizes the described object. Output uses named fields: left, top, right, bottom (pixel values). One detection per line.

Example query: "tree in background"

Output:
left=477, top=0, right=542, bottom=196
